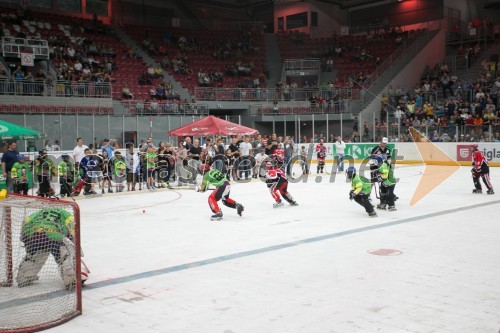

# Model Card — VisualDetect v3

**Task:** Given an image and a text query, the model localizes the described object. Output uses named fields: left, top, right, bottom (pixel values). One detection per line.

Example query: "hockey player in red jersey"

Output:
left=315, top=139, right=327, bottom=173
left=471, top=144, right=494, bottom=194
left=264, top=156, right=298, bottom=208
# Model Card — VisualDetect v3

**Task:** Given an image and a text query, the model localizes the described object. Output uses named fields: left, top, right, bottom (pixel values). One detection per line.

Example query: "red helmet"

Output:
left=471, top=143, right=478, bottom=150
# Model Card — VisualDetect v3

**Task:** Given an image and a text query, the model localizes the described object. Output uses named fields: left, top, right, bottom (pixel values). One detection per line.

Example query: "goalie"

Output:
left=16, top=208, right=78, bottom=290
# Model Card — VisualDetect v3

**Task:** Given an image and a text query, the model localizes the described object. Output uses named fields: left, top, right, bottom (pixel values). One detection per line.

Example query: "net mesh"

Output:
left=0, top=195, right=81, bottom=331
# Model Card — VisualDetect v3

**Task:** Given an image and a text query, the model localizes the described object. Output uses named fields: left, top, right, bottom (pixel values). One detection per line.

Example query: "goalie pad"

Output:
left=16, top=251, right=50, bottom=287
left=59, top=238, right=77, bottom=288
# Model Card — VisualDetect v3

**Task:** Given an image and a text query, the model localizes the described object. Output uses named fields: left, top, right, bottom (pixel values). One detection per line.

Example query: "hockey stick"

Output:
left=372, top=180, right=380, bottom=200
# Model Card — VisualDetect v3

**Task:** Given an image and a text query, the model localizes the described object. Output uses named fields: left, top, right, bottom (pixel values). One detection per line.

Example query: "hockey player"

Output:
left=11, top=154, right=30, bottom=195
left=370, top=137, right=391, bottom=181
left=79, top=149, right=98, bottom=195
left=264, top=158, right=298, bottom=208
left=372, top=156, right=397, bottom=211
left=16, top=207, right=77, bottom=290
left=471, top=144, right=494, bottom=194
left=197, top=167, right=244, bottom=221
left=346, top=166, right=377, bottom=217
left=58, top=154, right=75, bottom=198
left=35, top=150, right=55, bottom=197
left=316, top=139, right=327, bottom=173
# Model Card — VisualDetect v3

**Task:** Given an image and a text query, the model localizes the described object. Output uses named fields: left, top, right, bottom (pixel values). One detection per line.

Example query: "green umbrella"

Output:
left=0, top=119, right=44, bottom=140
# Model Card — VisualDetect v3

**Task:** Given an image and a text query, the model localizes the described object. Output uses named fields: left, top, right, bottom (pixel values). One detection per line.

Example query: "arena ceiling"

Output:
left=184, top=0, right=390, bottom=10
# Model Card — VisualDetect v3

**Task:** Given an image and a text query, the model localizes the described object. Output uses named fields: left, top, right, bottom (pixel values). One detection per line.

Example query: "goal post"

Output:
left=0, top=194, right=82, bottom=332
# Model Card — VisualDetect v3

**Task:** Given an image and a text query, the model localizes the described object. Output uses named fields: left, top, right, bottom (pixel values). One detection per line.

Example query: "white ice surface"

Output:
left=40, top=165, right=499, bottom=333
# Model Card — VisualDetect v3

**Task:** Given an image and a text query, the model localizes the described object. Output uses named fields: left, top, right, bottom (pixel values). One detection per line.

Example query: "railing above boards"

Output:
left=283, top=59, right=321, bottom=70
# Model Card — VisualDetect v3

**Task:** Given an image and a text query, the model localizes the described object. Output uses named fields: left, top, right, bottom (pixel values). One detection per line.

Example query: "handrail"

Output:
left=194, top=87, right=353, bottom=102
left=0, top=79, right=112, bottom=98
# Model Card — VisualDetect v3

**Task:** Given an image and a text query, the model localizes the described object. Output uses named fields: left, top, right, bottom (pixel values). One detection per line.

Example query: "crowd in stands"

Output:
left=373, top=53, right=500, bottom=143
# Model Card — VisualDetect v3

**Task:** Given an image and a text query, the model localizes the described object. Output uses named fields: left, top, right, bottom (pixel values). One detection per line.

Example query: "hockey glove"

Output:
left=471, top=168, right=481, bottom=177
left=349, top=190, right=355, bottom=201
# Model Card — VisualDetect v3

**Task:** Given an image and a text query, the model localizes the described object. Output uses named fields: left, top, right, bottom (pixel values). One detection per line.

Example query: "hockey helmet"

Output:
left=346, top=166, right=356, bottom=181
left=471, top=143, right=478, bottom=150
left=265, top=161, right=273, bottom=169
left=18, top=154, right=25, bottom=160
left=61, top=153, right=70, bottom=159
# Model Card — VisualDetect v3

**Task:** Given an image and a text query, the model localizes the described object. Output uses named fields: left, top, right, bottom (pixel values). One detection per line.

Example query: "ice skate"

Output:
left=472, top=189, right=482, bottom=194
left=388, top=206, right=397, bottom=211
left=273, top=201, right=285, bottom=208
left=487, top=189, right=494, bottom=195
left=211, top=211, right=223, bottom=221
left=377, top=203, right=387, bottom=210
left=289, top=201, right=298, bottom=206
left=368, top=211, right=377, bottom=217
left=236, top=203, right=244, bottom=216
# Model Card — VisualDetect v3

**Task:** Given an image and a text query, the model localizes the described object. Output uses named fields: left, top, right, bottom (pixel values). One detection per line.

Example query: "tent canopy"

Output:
left=167, top=116, right=258, bottom=137
left=0, top=119, right=44, bottom=140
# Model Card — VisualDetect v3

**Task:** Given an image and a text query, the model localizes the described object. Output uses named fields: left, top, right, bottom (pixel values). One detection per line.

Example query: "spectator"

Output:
left=52, top=140, right=61, bottom=151
left=113, top=151, right=127, bottom=192
left=72, top=137, right=88, bottom=164
left=122, top=85, right=133, bottom=99
left=238, top=136, right=253, bottom=179
left=1, top=141, right=19, bottom=193
left=335, top=136, right=346, bottom=172
left=101, top=139, right=115, bottom=157
left=283, top=136, right=294, bottom=176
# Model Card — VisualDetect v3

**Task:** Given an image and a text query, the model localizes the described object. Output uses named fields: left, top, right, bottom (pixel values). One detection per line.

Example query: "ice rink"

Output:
left=47, top=164, right=499, bottom=333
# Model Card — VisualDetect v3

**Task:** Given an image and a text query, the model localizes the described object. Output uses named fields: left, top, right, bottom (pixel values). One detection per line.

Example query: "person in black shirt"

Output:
left=227, top=138, right=240, bottom=179
left=266, top=133, right=278, bottom=155
left=188, top=139, right=203, bottom=178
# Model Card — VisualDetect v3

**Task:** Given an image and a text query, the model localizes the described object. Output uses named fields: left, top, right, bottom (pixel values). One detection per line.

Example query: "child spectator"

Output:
left=125, top=143, right=140, bottom=191
left=146, top=145, right=157, bottom=190
left=113, top=151, right=126, bottom=192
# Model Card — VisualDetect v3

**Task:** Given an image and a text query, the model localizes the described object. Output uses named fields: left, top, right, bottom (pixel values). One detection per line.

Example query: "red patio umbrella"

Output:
left=167, top=116, right=258, bottom=136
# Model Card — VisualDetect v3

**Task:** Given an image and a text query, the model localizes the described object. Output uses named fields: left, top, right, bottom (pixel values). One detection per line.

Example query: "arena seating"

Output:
left=122, top=25, right=266, bottom=95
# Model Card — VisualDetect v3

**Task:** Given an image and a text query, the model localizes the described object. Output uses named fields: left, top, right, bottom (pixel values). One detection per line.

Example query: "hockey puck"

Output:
left=142, top=209, right=146, bottom=213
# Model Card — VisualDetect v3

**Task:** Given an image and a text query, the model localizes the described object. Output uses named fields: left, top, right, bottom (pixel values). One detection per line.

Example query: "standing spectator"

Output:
left=227, top=138, right=240, bottom=179
left=27, top=141, right=37, bottom=153
left=52, top=140, right=61, bottom=151
left=101, top=139, right=115, bottom=158
left=266, top=133, right=278, bottom=155
left=254, top=149, right=268, bottom=178
left=335, top=136, right=346, bottom=172
left=188, top=139, right=203, bottom=178
left=113, top=151, right=127, bottom=192
left=238, top=136, right=253, bottom=179
left=100, top=150, right=113, bottom=193
left=125, top=143, right=140, bottom=191
left=145, top=145, right=156, bottom=190
left=1, top=141, right=19, bottom=193
left=283, top=136, right=294, bottom=176
left=300, top=145, right=309, bottom=175
left=140, top=137, right=153, bottom=152
left=72, top=138, right=88, bottom=165
left=44, top=140, right=54, bottom=151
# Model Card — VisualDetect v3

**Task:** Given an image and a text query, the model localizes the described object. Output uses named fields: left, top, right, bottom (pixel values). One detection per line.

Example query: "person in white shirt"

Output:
left=335, top=136, right=346, bottom=172
left=254, top=149, right=268, bottom=178
left=238, top=136, right=253, bottom=179
left=72, top=137, right=89, bottom=165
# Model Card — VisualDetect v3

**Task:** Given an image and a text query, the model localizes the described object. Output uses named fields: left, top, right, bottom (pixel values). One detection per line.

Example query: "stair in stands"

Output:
left=112, top=26, right=191, bottom=101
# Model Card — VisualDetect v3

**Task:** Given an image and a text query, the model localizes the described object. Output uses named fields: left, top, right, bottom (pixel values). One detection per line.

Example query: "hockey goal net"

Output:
left=0, top=194, right=81, bottom=332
